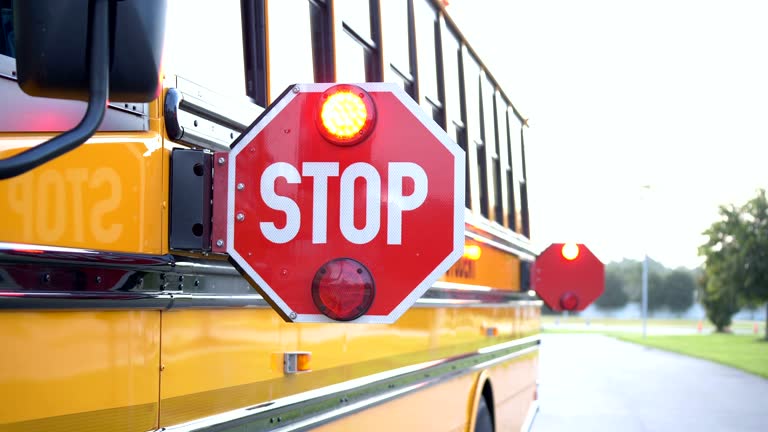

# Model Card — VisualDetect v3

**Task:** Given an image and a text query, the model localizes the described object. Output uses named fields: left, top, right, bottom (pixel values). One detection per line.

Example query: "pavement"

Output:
left=530, top=333, right=768, bottom=432
left=541, top=323, right=712, bottom=335
left=542, top=322, right=762, bottom=336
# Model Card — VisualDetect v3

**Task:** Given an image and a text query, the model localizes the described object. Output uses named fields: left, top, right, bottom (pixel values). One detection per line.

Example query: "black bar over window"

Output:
left=310, top=0, right=334, bottom=83
left=241, top=0, right=267, bottom=106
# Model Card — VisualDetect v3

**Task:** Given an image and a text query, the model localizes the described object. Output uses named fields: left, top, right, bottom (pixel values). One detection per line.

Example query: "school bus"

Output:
left=0, top=1, right=541, bottom=431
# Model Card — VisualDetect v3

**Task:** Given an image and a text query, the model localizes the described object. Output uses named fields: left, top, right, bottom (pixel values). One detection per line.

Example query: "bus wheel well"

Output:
left=478, top=380, right=495, bottom=431
left=473, top=380, right=496, bottom=432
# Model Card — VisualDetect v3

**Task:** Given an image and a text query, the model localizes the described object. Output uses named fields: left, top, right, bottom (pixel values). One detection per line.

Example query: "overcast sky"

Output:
left=448, top=0, right=768, bottom=268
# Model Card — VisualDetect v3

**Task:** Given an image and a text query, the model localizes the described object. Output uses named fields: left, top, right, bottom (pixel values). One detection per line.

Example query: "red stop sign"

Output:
left=225, top=83, right=464, bottom=323
left=532, top=243, right=605, bottom=312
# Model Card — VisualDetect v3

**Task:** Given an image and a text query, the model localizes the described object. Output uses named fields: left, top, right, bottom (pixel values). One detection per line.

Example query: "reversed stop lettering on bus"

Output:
left=258, top=161, right=428, bottom=245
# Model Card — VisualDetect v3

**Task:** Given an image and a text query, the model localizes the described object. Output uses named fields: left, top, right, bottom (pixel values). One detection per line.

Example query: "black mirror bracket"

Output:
left=0, top=0, right=110, bottom=180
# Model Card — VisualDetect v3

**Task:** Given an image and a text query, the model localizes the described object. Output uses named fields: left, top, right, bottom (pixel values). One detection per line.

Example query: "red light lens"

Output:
left=316, top=84, right=376, bottom=146
left=560, top=291, right=580, bottom=311
left=312, top=258, right=375, bottom=321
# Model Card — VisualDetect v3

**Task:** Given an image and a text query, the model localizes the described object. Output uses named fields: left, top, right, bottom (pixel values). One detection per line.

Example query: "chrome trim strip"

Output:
left=0, top=291, right=540, bottom=311
left=0, top=236, right=527, bottom=276
left=0, top=243, right=543, bottom=310
left=0, top=54, right=16, bottom=79
left=164, top=76, right=264, bottom=151
left=172, top=256, right=240, bottom=276
left=432, top=280, right=493, bottom=291
left=174, top=76, right=264, bottom=129
left=477, top=334, right=541, bottom=354
left=0, top=291, right=172, bottom=310
left=158, top=335, right=541, bottom=432
left=465, top=209, right=538, bottom=261
left=0, top=242, right=174, bottom=269
left=520, top=400, right=540, bottom=432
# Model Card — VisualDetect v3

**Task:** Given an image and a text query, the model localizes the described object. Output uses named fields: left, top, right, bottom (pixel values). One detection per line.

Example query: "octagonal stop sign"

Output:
left=532, top=243, right=605, bottom=312
left=225, top=83, right=465, bottom=323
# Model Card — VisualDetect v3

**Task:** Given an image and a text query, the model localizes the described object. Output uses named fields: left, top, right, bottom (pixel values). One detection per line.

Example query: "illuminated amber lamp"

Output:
left=316, top=84, right=376, bottom=146
left=561, top=243, right=580, bottom=261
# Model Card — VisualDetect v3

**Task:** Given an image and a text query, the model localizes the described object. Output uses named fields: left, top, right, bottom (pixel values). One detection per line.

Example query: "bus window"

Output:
left=0, top=0, right=13, bottom=58
left=414, top=0, right=440, bottom=122
left=464, top=51, right=484, bottom=215
left=334, top=0, right=380, bottom=83
left=520, top=130, right=531, bottom=237
left=163, top=0, right=246, bottom=97
left=441, top=21, right=462, bottom=137
left=495, top=91, right=511, bottom=228
left=335, top=0, right=370, bottom=40
left=509, top=111, right=524, bottom=232
left=267, top=0, right=316, bottom=102
left=481, top=73, right=498, bottom=223
left=440, top=21, right=469, bottom=209
left=380, top=0, right=414, bottom=94
left=463, top=51, right=482, bottom=148
left=336, top=33, right=367, bottom=82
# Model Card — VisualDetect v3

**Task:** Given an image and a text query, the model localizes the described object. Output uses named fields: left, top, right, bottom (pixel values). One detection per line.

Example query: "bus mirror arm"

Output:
left=0, top=0, right=109, bottom=181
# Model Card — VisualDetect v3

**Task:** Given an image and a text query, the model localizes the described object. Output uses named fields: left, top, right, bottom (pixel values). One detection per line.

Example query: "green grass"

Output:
left=615, top=333, right=768, bottom=379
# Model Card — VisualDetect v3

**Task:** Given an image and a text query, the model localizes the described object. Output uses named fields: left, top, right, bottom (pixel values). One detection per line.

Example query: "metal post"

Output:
left=640, top=185, right=650, bottom=339
left=642, top=253, right=648, bottom=338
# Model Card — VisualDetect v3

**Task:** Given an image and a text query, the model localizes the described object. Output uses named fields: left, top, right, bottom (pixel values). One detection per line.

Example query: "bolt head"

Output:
left=217, top=157, right=226, bottom=165
left=237, top=183, right=245, bottom=191
left=216, top=239, right=224, bottom=247
left=236, top=213, right=245, bottom=221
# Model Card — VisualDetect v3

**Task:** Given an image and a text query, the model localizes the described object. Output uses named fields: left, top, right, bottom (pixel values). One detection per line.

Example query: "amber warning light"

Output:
left=463, top=244, right=482, bottom=261
left=561, top=243, right=580, bottom=261
left=317, top=84, right=377, bottom=146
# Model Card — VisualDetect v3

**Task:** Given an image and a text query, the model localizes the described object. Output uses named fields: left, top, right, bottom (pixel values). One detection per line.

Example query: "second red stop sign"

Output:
left=225, top=83, right=465, bottom=323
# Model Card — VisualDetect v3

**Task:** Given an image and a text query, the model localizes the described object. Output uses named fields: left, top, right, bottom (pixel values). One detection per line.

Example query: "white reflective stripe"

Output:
left=387, top=162, right=428, bottom=245
left=302, top=162, right=340, bottom=244
left=340, top=162, right=381, bottom=244
left=260, top=162, right=301, bottom=244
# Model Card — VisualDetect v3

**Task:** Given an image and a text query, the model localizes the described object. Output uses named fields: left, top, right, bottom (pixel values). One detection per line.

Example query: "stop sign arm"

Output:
left=208, top=83, right=466, bottom=324
left=211, top=151, right=229, bottom=254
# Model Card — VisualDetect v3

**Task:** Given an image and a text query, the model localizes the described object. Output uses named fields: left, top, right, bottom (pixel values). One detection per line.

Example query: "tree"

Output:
left=610, top=258, right=669, bottom=302
left=596, top=269, right=629, bottom=309
left=700, top=273, right=740, bottom=332
left=645, top=271, right=665, bottom=312
left=699, top=189, right=768, bottom=338
left=661, top=269, right=696, bottom=313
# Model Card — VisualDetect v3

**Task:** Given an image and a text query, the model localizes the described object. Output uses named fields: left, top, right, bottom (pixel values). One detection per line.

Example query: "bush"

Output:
left=702, top=279, right=740, bottom=332
left=596, top=270, right=629, bottom=309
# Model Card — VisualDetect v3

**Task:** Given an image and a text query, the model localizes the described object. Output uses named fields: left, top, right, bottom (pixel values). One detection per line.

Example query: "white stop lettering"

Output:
left=257, top=161, right=427, bottom=245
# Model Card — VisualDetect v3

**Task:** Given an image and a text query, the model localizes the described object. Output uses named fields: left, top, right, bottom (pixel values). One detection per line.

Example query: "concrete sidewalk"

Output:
left=530, top=333, right=768, bottom=432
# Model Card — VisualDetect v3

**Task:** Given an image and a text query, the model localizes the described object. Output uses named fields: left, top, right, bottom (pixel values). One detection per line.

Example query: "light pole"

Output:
left=640, top=185, right=651, bottom=338
left=642, top=247, right=648, bottom=338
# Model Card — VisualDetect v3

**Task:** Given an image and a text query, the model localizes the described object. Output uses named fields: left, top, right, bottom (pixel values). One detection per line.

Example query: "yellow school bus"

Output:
left=0, top=1, right=540, bottom=430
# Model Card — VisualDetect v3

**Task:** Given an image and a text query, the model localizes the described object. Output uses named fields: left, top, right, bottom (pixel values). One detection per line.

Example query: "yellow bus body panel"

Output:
left=0, top=311, right=161, bottom=431
left=311, top=372, right=478, bottom=432
left=0, top=130, right=168, bottom=254
left=309, top=352, right=538, bottom=432
left=159, top=305, right=537, bottom=426
left=441, top=239, right=521, bottom=291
